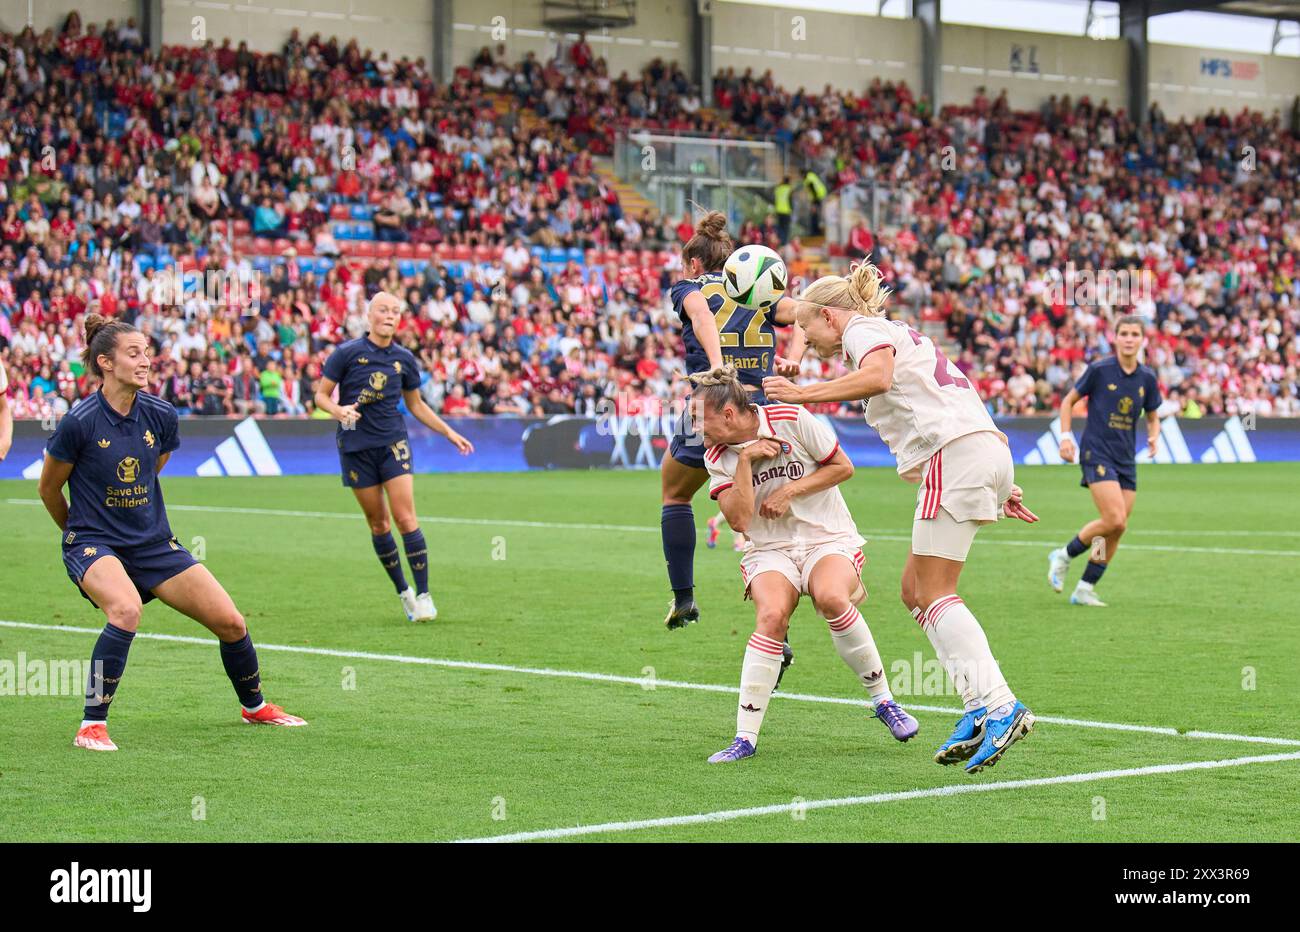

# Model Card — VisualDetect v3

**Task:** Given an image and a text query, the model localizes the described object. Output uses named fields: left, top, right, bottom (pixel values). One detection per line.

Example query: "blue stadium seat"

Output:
left=350, top=204, right=373, bottom=220
left=546, top=247, right=568, bottom=264
left=314, top=258, right=335, bottom=274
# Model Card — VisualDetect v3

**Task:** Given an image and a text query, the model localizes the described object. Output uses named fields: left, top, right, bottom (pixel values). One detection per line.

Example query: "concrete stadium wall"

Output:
left=711, top=3, right=921, bottom=95
left=1149, top=41, right=1300, bottom=120
left=451, top=0, right=693, bottom=79
left=161, top=0, right=434, bottom=64
left=0, top=0, right=134, bottom=34
left=941, top=24, right=1125, bottom=111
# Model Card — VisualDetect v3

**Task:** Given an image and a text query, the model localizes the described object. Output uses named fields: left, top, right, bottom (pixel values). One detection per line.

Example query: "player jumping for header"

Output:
left=763, top=262, right=1039, bottom=774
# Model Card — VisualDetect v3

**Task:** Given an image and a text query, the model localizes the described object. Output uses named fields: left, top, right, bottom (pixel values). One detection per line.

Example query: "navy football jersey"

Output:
left=323, top=335, right=422, bottom=453
left=670, top=271, right=780, bottom=394
left=46, top=390, right=180, bottom=548
left=1074, top=356, right=1161, bottom=465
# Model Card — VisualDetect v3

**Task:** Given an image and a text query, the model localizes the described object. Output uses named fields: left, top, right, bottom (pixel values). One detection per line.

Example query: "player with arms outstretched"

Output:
left=763, top=263, right=1038, bottom=774
left=1048, top=315, right=1161, bottom=606
left=661, top=212, right=805, bottom=647
left=39, top=315, right=306, bottom=751
left=315, top=292, right=474, bottom=623
left=691, top=366, right=918, bottom=763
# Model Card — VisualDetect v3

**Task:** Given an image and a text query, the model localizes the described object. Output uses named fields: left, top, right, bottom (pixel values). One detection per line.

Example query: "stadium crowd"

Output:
left=0, top=12, right=1296, bottom=424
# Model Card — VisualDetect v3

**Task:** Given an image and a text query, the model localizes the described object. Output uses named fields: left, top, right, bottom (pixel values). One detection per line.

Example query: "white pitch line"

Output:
left=453, top=751, right=1300, bottom=843
left=5, top=499, right=1298, bottom=557
left=3, top=620, right=1298, bottom=748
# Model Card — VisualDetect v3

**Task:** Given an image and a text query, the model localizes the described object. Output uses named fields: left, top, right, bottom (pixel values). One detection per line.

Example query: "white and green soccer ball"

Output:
left=723, top=244, right=787, bottom=309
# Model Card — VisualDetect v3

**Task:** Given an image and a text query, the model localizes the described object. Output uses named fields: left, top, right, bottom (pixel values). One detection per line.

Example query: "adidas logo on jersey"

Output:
left=196, top=417, right=283, bottom=477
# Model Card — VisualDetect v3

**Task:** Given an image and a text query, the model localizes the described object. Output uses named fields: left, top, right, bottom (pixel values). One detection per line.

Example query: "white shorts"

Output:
left=740, top=539, right=865, bottom=601
left=911, top=430, right=1014, bottom=562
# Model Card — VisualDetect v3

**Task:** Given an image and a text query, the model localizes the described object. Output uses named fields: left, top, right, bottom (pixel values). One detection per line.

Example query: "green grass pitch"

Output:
left=1, top=463, right=1297, bottom=842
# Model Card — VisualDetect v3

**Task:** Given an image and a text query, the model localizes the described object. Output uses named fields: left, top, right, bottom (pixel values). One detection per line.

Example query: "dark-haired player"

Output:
left=314, top=291, right=473, bottom=623
left=39, top=314, right=306, bottom=752
left=1048, top=315, right=1161, bottom=606
left=661, top=212, right=806, bottom=654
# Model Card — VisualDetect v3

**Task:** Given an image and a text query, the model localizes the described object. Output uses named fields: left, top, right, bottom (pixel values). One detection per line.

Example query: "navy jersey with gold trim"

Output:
left=323, top=335, right=422, bottom=453
left=46, top=390, right=180, bottom=548
left=670, top=271, right=780, bottom=397
left=1075, top=356, right=1161, bottom=466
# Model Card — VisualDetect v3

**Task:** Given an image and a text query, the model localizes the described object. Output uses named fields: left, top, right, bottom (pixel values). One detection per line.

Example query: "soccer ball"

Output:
left=723, top=244, right=787, bottom=309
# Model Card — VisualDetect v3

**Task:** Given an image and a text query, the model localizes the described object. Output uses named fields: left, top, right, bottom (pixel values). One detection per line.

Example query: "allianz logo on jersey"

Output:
left=195, top=418, right=283, bottom=477
left=1021, top=417, right=1256, bottom=465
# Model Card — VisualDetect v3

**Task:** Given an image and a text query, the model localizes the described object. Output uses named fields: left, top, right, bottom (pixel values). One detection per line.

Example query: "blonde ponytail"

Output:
left=801, top=259, right=891, bottom=317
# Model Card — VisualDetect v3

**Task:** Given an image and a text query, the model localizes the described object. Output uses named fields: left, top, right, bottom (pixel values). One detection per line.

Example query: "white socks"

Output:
left=736, top=633, right=784, bottom=746
left=913, top=605, right=983, bottom=712
left=825, top=606, right=892, bottom=707
left=922, top=595, right=1015, bottom=713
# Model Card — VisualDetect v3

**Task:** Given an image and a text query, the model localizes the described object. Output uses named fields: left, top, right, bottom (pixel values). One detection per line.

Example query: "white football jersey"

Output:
left=841, top=314, right=997, bottom=478
left=705, top=404, right=863, bottom=551
left=0, top=362, right=7, bottom=394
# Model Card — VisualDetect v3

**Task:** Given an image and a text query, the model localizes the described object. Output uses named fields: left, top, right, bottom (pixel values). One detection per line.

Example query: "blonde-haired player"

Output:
left=763, top=262, right=1039, bottom=774
left=691, top=366, right=918, bottom=764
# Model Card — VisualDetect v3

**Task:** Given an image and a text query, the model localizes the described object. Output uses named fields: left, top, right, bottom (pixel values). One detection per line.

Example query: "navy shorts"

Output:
left=340, top=440, right=413, bottom=488
left=1079, top=449, right=1137, bottom=491
left=63, top=535, right=199, bottom=607
left=668, top=407, right=706, bottom=469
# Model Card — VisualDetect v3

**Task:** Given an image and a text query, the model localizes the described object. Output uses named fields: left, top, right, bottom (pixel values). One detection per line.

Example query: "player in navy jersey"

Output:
left=39, top=314, right=306, bottom=752
left=314, top=291, right=474, bottom=623
left=660, top=212, right=805, bottom=652
left=1048, top=315, right=1162, bottom=606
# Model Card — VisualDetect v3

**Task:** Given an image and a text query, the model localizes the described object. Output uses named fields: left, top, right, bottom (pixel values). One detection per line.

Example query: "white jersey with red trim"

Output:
left=841, top=314, right=997, bottom=478
left=705, top=403, right=862, bottom=551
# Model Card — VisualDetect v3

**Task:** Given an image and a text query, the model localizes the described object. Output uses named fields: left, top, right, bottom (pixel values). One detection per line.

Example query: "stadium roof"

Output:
left=1142, top=0, right=1300, bottom=22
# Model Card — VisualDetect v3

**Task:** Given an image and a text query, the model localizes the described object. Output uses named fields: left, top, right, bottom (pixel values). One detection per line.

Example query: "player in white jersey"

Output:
left=762, top=262, right=1039, bottom=774
left=0, top=361, right=12, bottom=464
left=688, top=366, right=919, bottom=764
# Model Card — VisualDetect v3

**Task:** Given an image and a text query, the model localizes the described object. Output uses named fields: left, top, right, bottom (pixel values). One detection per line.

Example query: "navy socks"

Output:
left=661, top=504, right=695, bottom=605
left=83, top=623, right=134, bottom=722
left=401, top=529, right=429, bottom=595
left=372, top=532, right=409, bottom=593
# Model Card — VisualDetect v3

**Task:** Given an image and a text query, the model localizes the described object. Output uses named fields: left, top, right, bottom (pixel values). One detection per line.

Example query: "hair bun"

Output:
left=83, top=312, right=107, bottom=345
left=695, top=211, right=728, bottom=241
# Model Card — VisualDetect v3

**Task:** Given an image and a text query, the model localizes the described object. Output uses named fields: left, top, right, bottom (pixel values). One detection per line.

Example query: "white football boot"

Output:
left=413, top=592, right=438, bottom=623
left=1047, top=547, right=1070, bottom=593
left=1069, top=582, right=1107, bottom=607
left=398, top=587, right=419, bottom=621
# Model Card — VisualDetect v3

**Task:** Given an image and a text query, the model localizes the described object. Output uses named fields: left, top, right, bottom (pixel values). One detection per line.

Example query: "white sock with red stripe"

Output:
left=911, top=605, right=981, bottom=712
left=736, top=632, right=785, bottom=746
left=825, top=606, right=892, bottom=707
left=922, top=594, right=1015, bottom=712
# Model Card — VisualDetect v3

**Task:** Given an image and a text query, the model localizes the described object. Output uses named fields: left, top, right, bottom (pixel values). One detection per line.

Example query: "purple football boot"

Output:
left=873, top=699, right=920, bottom=742
left=707, top=736, right=756, bottom=763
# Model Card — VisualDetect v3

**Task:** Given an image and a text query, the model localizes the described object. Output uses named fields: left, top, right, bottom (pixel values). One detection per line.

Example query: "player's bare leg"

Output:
left=153, top=564, right=306, bottom=726
left=73, top=557, right=142, bottom=751
left=708, top=572, right=799, bottom=763
left=1068, top=481, right=1131, bottom=607
left=809, top=554, right=916, bottom=741
left=383, top=474, right=435, bottom=621
left=354, top=483, right=418, bottom=620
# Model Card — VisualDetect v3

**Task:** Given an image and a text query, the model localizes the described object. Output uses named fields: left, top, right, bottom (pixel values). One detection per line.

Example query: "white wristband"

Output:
left=1061, top=431, right=1076, bottom=443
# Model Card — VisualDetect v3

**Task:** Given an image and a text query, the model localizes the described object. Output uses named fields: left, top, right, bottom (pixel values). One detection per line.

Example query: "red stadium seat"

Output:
left=395, top=242, right=416, bottom=258
left=329, top=205, right=351, bottom=220
left=253, top=238, right=274, bottom=254
left=416, top=243, right=435, bottom=259
left=374, top=241, right=396, bottom=258
left=452, top=244, right=472, bottom=261
left=472, top=244, right=492, bottom=262
left=353, top=241, right=377, bottom=257
left=490, top=244, right=505, bottom=261
left=231, top=219, right=251, bottom=236
left=273, top=238, right=293, bottom=254
left=433, top=243, right=451, bottom=260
